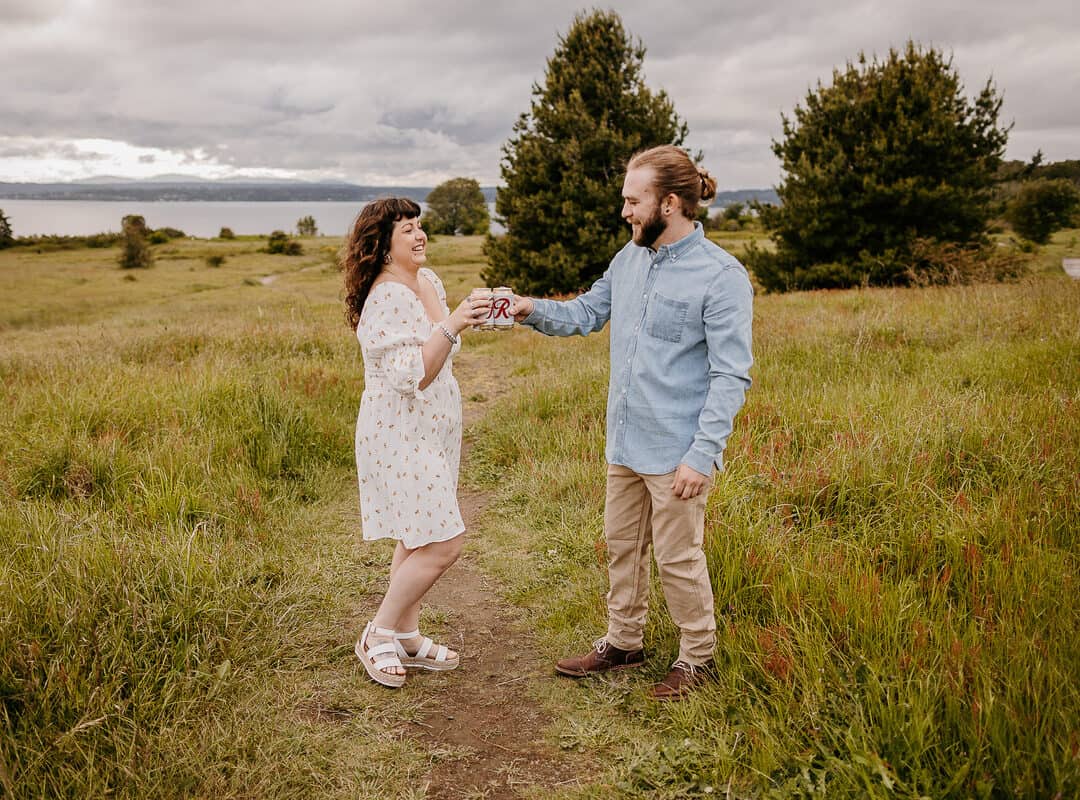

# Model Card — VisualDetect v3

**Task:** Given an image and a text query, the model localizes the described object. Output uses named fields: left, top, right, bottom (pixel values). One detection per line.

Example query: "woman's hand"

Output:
left=446, top=293, right=491, bottom=335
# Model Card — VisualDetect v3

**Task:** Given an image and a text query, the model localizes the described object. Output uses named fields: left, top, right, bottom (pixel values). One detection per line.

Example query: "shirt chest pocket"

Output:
left=645, top=292, right=689, bottom=343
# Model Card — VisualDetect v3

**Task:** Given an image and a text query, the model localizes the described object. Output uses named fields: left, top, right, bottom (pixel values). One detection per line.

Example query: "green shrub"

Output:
left=266, top=231, right=302, bottom=256
left=205, top=254, right=226, bottom=268
left=295, top=216, right=317, bottom=236
left=117, top=215, right=153, bottom=269
left=1005, top=178, right=1080, bottom=244
left=218, top=227, right=236, bottom=240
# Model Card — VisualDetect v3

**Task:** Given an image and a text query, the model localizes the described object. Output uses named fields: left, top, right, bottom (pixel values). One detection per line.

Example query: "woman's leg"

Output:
left=373, top=535, right=463, bottom=659
left=389, top=541, right=422, bottom=634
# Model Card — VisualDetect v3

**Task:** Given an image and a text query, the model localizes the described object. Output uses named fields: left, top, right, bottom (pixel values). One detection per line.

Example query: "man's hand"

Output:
left=511, top=295, right=534, bottom=322
left=671, top=464, right=710, bottom=499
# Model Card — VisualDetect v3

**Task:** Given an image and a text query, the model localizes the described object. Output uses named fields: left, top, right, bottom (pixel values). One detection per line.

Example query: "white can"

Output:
left=491, top=287, right=515, bottom=330
left=470, top=287, right=496, bottom=330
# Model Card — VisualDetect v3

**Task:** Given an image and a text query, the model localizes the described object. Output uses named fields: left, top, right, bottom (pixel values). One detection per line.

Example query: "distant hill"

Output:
left=0, top=179, right=497, bottom=203
left=0, top=178, right=777, bottom=206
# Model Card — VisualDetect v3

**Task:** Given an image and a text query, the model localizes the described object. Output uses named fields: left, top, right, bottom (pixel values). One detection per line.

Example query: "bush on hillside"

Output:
left=266, top=230, right=302, bottom=256
left=1005, top=178, right=1080, bottom=244
left=118, top=215, right=153, bottom=269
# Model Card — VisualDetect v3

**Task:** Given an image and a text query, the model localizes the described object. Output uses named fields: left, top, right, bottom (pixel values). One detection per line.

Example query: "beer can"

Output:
left=491, top=287, right=515, bottom=330
left=470, top=287, right=495, bottom=330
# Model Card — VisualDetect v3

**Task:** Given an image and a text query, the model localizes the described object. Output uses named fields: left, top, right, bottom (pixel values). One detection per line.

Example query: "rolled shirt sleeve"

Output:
left=522, top=268, right=613, bottom=337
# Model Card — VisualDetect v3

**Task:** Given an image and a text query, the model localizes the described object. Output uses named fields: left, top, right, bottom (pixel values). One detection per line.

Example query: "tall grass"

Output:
left=2, top=229, right=1076, bottom=797
left=467, top=239, right=1080, bottom=798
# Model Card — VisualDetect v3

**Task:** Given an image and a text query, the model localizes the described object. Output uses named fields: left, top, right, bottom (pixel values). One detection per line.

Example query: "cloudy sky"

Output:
left=1, top=0, right=1076, bottom=189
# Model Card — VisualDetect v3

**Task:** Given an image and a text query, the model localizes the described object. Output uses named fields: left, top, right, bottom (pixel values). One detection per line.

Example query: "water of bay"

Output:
left=0, top=200, right=501, bottom=238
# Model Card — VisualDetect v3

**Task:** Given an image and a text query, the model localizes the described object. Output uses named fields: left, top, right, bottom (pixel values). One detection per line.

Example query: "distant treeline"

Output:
left=0, top=179, right=776, bottom=208
left=997, top=158, right=1080, bottom=185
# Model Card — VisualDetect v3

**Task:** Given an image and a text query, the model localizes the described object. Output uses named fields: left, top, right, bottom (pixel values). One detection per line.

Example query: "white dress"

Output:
left=354, top=267, right=464, bottom=549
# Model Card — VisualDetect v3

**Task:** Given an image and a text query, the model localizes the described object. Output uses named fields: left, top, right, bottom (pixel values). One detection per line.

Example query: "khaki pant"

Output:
left=603, top=463, right=716, bottom=665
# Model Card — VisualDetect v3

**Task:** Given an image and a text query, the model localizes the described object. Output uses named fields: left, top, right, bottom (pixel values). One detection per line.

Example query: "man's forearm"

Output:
left=683, top=376, right=750, bottom=474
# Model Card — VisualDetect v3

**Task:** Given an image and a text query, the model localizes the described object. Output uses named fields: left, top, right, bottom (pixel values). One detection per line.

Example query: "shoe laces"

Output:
left=593, top=638, right=609, bottom=654
left=671, top=659, right=696, bottom=675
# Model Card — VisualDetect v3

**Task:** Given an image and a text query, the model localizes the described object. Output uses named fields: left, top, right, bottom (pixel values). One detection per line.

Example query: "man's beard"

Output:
left=633, top=207, right=667, bottom=249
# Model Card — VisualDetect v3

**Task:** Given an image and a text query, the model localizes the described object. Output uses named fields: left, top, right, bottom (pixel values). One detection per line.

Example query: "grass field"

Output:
left=1, top=228, right=1078, bottom=798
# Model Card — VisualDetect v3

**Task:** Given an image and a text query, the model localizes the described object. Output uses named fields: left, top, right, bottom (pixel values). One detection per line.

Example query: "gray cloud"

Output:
left=0, top=0, right=1077, bottom=187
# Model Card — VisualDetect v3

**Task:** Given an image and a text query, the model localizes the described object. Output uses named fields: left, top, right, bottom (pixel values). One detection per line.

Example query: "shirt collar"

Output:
left=648, top=221, right=705, bottom=261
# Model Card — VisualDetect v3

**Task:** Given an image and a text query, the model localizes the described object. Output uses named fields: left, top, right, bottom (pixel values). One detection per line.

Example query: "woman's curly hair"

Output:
left=340, top=197, right=422, bottom=329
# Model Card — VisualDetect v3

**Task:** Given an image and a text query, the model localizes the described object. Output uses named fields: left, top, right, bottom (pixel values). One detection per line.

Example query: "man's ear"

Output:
left=663, top=194, right=679, bottom=215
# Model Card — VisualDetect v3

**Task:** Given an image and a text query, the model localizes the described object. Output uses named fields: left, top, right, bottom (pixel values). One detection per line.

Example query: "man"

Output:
left=511, top=145, right=753, bottom=700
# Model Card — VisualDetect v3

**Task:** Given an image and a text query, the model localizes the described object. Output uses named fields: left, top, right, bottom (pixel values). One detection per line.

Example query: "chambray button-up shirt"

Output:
left=522, top=222, right=753, bottom=476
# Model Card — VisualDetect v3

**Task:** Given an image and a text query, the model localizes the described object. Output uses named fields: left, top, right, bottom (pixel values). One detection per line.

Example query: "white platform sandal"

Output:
left=393, top=629, right=460, bottom=671
left=355, top=621, right=406, bottom=688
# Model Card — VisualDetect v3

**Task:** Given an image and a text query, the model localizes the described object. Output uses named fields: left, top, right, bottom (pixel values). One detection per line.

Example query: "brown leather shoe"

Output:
left=647, top=660, right=713, bottom=701
left=555, top=639, right=645, bottom=678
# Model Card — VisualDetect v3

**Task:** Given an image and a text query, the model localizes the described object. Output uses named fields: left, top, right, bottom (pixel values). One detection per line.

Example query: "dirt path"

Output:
left=395, top=350, right=591, bottom=799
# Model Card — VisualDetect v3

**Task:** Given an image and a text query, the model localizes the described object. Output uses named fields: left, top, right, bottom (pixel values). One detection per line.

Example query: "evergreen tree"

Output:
left=483, top=10, right=688, bottom=295
left=0, top=208, right=12, bottom=249
left=752, top=42, right=1009, bottom=292
left=296, top=215, right=318, bottom=236
left=424, top=178, right=489, bottom=235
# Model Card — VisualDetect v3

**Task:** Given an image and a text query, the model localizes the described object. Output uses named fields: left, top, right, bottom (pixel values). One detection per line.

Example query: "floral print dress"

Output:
left=354, top=267, right=464, bottom=549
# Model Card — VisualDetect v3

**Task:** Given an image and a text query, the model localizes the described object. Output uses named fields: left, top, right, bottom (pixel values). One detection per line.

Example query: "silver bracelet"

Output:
left=437, top=322, right=458, bottom=344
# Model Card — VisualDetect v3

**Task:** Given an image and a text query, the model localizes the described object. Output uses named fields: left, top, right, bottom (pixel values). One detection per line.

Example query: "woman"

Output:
left=341, top=197, right=488, bottom=688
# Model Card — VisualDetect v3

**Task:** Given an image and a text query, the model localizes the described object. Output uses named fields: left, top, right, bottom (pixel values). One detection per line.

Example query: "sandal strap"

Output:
left=416, top=637, right=434, bottom=659
left=366, top=641, right=398, bottom=658
left=393, top=630, right=421, bottom=639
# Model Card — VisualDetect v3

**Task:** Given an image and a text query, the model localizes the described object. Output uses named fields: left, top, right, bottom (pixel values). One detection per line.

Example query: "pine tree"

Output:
left=752, top=42, right=1009, bottom=292
left=483, top=10, right=688, bottom=295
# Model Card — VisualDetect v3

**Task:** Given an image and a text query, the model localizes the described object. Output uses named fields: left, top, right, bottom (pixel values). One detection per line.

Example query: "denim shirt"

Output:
left=522, top=222, right=753, bottom=476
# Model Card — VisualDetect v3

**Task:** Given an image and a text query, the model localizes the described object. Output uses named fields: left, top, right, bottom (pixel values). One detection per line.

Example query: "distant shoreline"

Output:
left=0, top=181, right=778, bottom=207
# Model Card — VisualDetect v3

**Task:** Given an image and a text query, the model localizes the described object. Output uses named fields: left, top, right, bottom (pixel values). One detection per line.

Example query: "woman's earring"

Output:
left=383, top=253, right=391, bottom=264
